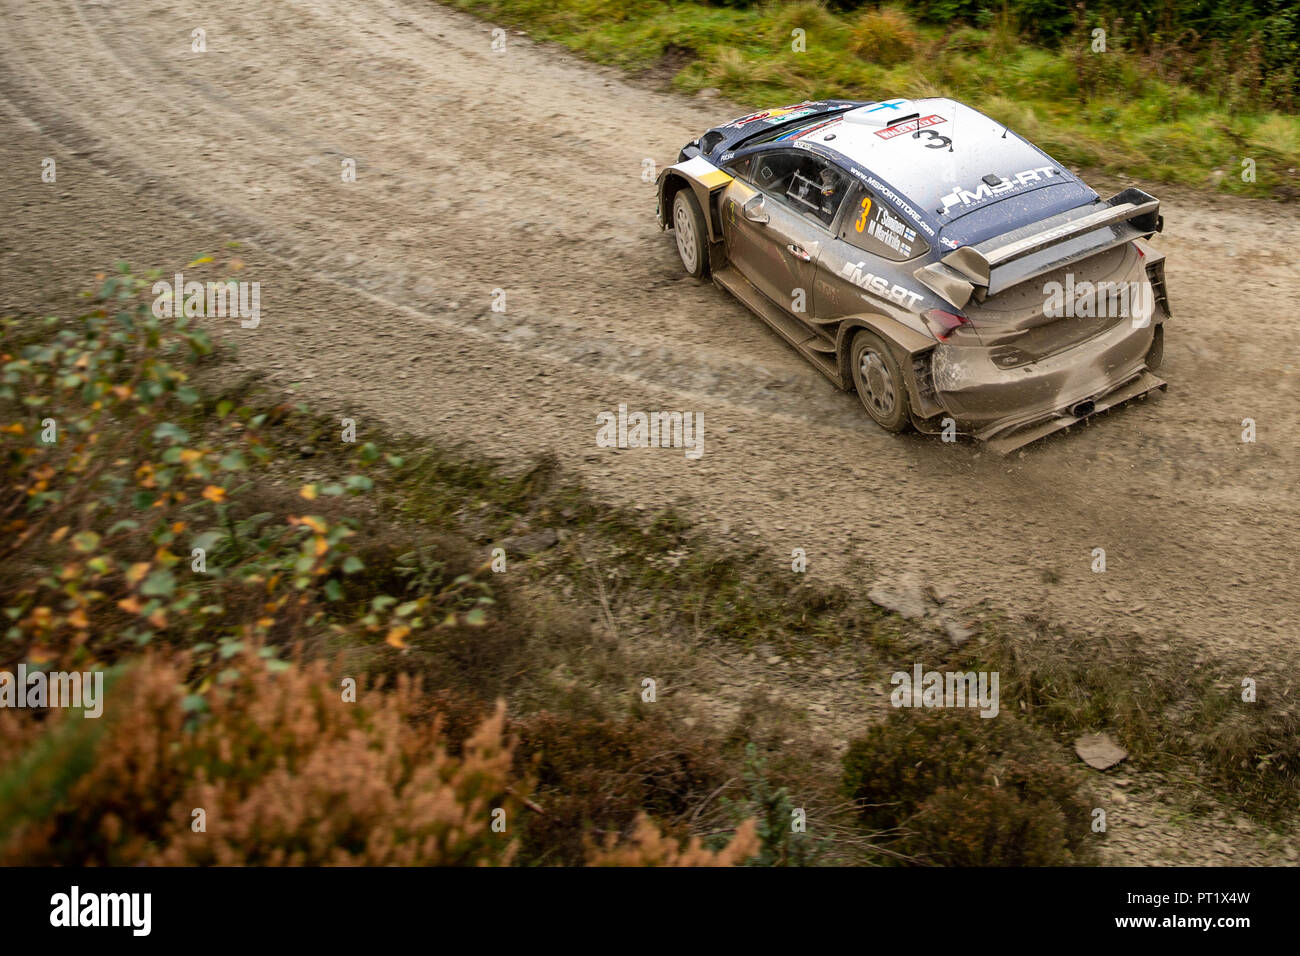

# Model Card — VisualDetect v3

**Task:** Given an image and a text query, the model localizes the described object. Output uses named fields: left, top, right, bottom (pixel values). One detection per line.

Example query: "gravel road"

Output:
left=2, top=0, right=1298, bottom=674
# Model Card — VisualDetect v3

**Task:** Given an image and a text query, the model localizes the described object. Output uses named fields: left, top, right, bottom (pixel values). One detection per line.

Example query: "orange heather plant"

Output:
left=0, top=651, right=760, bottom=866
left=588, top=815, right=759, bottom=867
left=0, top=651, right=520, bottom=866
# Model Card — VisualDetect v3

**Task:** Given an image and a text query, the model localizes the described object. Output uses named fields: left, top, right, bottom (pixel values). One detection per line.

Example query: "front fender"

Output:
left=655, top=154, right=734, bottom=242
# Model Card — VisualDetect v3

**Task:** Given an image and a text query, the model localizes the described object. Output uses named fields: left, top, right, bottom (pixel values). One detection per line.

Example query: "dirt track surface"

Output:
left=1, top=5, right=1298, bottom=681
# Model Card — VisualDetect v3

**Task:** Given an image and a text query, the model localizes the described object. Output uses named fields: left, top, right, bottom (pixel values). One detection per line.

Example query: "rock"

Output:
left=1074, top=733, right=1129, bottom=770
left=696, top=87, right=721, bottom=99
left=867, top=574, right=931, bottom=620
left=941, top=614, right=974, bottom=646
left=928, top=581, right=961, bottom=604
left=499, top=528, right=559, bottom=556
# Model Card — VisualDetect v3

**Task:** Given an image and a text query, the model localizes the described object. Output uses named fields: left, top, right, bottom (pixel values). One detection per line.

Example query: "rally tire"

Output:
left=850, top=330, right=912, bottom=433
left=672, top=188, right=709, bottom=279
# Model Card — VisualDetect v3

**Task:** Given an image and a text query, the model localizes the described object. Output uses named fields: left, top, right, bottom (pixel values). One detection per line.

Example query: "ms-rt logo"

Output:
left=50, top=887, right=151, bottom=936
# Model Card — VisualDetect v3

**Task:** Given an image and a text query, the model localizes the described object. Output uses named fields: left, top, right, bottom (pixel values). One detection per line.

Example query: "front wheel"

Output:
left=850, top=331, right=912, bottom=433
left=671, top=188, right=709, bottom=279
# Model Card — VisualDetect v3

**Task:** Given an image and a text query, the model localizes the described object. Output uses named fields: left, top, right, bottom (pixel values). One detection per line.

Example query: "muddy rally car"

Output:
left=656, top=98, right=1170, bottom=452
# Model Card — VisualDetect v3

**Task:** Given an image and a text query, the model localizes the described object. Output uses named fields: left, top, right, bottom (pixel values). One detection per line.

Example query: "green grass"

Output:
left=439, top=0, right=1300, bottom=198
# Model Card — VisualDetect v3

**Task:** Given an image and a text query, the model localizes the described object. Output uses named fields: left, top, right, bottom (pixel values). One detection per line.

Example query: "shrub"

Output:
left=841, top=708, right=1097, bottom=865
left=511, top=710, right=737, bottom=865
left=848, top=7, right=919, bottom=67
left=909, top=783, right=1073, bottom=866
left=589, top=814, right=759, bottom=865
left=0, top=652, right=521, bottom=865
left=0, top=266, right=497, bottom=674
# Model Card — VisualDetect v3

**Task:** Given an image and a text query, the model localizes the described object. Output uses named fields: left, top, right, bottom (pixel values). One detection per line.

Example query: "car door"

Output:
left=814, top=179, right=930, bottom=323
left=720, top=150, right=849, bottom=323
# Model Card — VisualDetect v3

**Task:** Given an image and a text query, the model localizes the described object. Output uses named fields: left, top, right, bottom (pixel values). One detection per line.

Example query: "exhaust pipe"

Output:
left=1069, top=399, right=1095, bottom=419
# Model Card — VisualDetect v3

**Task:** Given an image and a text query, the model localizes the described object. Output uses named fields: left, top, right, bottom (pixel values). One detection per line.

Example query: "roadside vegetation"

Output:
left=0, top=264, right=1294, bottom=865
left=439, top=0, right=1300, bottom=198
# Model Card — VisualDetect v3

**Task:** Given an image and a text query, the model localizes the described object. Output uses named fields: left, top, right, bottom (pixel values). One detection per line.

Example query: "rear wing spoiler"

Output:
left=914, top=188, right=1163, bottom=308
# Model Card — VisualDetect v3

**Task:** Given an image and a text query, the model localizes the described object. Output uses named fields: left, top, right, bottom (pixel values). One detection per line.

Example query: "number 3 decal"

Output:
left=915, top=129, right=952, bottom=150
left=854, top=196, right=872, bottom=233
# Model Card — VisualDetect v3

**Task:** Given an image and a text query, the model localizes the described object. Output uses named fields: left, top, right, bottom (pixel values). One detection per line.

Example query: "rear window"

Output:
left=742, top=115, right=841, bottom=148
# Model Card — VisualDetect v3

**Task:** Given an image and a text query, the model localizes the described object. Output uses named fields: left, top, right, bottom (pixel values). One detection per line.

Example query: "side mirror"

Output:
left=743, top=194, right=770, bottom=224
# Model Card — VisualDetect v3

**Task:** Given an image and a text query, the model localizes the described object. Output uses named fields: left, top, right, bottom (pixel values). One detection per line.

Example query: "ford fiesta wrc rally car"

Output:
left=655, top=97, right=1171, bottom=452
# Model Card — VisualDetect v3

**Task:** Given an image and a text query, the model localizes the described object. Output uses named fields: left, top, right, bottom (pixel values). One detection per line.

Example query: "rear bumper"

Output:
left=979, top=370, right=1166, bottom=453
left=930, top=317, right=1164, bottom=451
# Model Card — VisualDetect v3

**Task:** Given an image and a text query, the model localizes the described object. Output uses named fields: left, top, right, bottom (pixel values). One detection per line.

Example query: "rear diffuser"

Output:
left=979, top=371, right=1167, bottom=455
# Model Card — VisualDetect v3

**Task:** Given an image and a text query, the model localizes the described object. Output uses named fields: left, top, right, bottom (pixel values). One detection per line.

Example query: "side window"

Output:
left=840, top=185, right=929, bottom=261
left=750, top=151, right=849, bottom=229
left=725, top=155, right=753, bottom=180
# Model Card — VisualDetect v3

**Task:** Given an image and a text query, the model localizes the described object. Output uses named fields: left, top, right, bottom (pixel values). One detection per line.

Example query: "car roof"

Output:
left=709, top=97, right=1097, bottom=244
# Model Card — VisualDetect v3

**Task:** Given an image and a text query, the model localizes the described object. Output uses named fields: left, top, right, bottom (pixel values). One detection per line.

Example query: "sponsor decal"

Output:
left=674, top=154, right=733, bottom=190
left=731, top=103, right=822, bottom=128
left=865, top=204, right=917, bottom=257
left=777, top=117, right=839, bottom=142
left=839, top=260, right=924, bottom=310
left=938, top=166, right=1059, bottom=215
left=863, top=175, right=936, bottom=237
left=874, top=114, right=946, bottom=140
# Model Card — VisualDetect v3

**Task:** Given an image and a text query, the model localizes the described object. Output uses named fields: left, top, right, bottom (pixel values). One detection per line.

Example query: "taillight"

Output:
left=922, top=309, right=970, bottom=342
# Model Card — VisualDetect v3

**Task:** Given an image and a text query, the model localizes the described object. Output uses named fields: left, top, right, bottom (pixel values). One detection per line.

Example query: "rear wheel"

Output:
left=850, top=331, right=912, bottom=433
left=672, top=188, right=709, bottom=279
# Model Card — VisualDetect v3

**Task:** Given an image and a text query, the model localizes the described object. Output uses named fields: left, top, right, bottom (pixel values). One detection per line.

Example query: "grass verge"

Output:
left=437, top=0, right=1300, bottom=198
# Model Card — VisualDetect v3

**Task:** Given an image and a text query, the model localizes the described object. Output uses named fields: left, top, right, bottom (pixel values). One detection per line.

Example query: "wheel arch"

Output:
left=657, top=172, right=693, bottom=231
left=655, top=157, right=732, bottom=243
left=836, top=314, right=943, bottom=418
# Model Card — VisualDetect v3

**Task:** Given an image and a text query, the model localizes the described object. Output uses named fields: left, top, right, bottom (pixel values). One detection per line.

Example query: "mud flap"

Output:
left=979, top=371, right=1167, bottom=455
